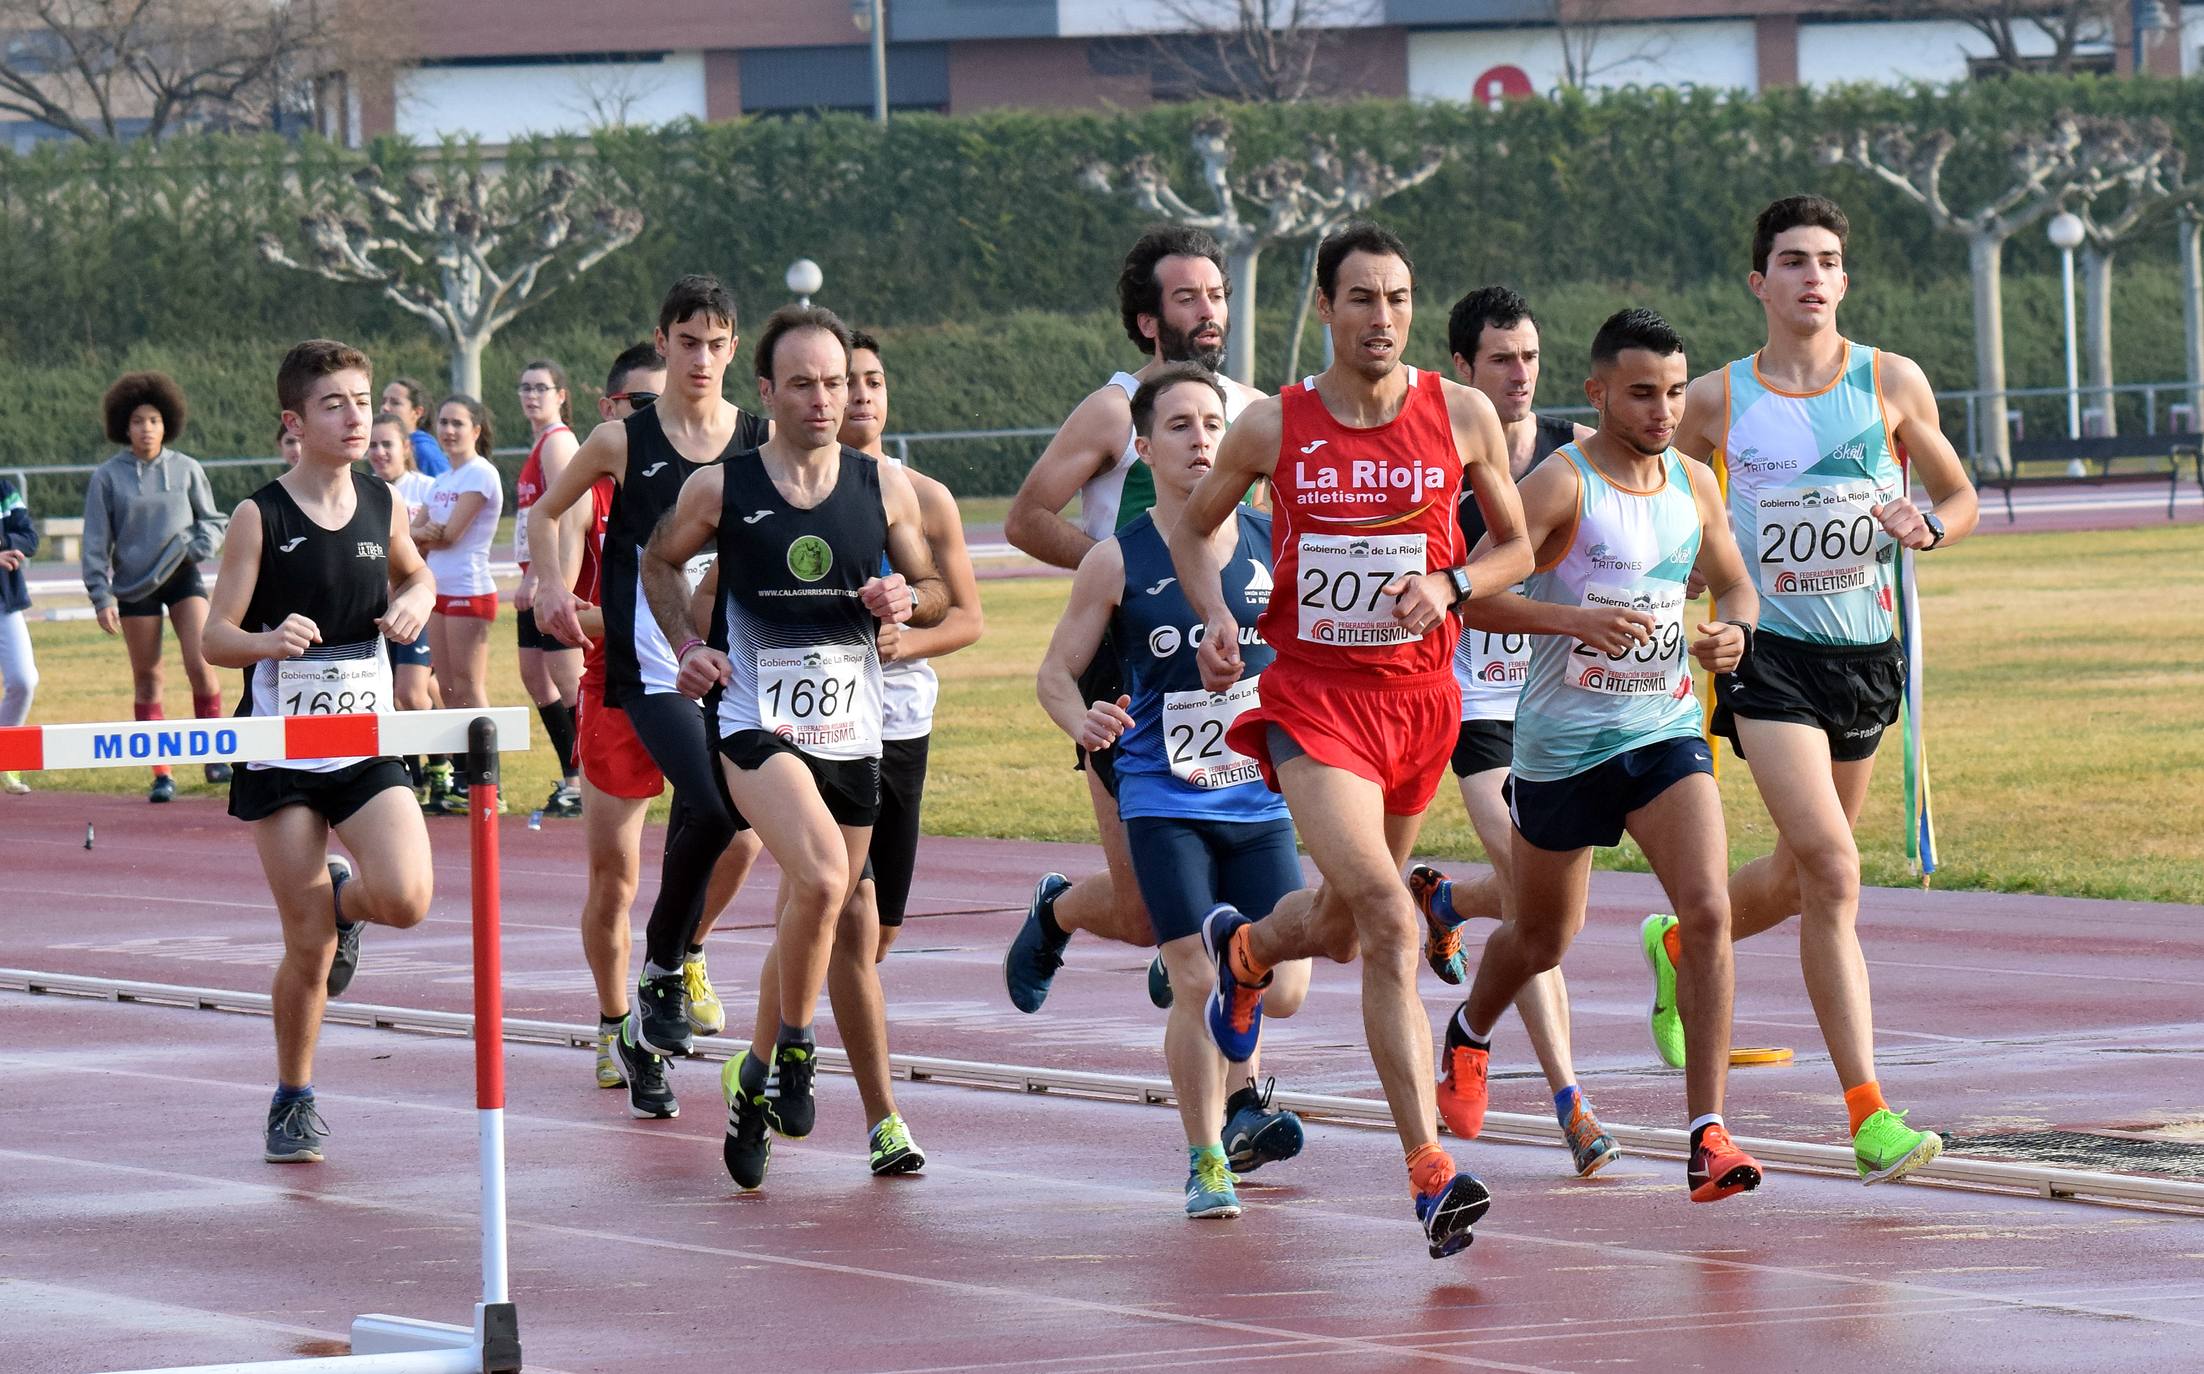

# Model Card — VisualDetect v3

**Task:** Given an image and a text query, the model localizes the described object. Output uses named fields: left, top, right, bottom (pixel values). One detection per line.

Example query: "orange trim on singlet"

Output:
left=1749, top=340, right=1851, bottom=399
left=1871, top=347, right=1907, bottom=480
left=1533, top=447, right=1586, bottom=574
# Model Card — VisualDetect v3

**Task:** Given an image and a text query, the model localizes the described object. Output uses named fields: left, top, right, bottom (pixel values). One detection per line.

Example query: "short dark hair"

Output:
left=1316, top=220, right=1413, bottom=300
left=1117, top=224, right=1228, bottom=351
left=102, top=371, right=188, bottom=446
left=437, top=393, right=494, bottom=457
left=1130, top=363, right=1226, bottom=438
left=754, top=304, right=854, bottom=383
left=849, top=329, right=882, bottom=362
left=1447, top=285, right=1534, bottom=365
left=1590, top=308, right=1685, bottom=369
left=389, top=376, right=430, bottom=426
left=606, top=342, right=661, bottom=396
left=1752, top=194, right=1850, bottom=274
left=520, top=357, right=571, bottom=422
left=659, top=273, right=739, bottom=336
left=275, top=340, right=371, bottom=417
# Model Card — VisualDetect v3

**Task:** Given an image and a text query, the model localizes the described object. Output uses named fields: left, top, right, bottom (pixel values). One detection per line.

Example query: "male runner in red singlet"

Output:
left=1167, top=222, right=1533, bottom=1259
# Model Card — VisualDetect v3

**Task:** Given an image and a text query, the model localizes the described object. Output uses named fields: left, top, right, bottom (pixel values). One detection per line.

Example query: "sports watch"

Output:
left=1443, top=565, right=1473, bottom=606
left=1921, top=512, right=1947, bottom=550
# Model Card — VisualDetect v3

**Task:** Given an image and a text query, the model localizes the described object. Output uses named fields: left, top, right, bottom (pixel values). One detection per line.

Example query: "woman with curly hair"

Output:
left=82, top=370, right=229, bottom=802
left=411, top=393, right=503, bottom=812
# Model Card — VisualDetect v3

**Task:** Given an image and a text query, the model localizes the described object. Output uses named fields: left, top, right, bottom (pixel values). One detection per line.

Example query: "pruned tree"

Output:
left=0, top=0, right=391, bottom=143
left=1821, top=115, right=2153, bottom=471
left=1141, top=0, right=1378, bottom=106
left=258, top=152, right=645, bottom=397
left=1081, top=113, right=1446, bottom=385
left=2057, top=122, right=2194, bottom=435
left=1552, top=0, right=1673, bottom=89
left=2179, top=204, right=2204, bottom=436
left=1855, top=1, right=2122, bottom=75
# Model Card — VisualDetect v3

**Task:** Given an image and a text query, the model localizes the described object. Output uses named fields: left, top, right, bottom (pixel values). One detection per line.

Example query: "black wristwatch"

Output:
left=1920, top=512, right=1947, bottom=550
left=1443, top=565, right=1473, bottom=607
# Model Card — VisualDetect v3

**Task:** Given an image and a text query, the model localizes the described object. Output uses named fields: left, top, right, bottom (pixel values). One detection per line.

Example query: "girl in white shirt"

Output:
left=412, top=396, right=503, bottom=801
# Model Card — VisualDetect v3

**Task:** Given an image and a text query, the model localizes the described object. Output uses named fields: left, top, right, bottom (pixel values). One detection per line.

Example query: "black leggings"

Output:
left=622, top=690, right=746, bottom=970
left=869, top=735, right=930, bottom=927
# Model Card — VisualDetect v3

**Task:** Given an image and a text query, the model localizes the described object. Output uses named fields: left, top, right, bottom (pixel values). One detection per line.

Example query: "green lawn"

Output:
left=16, top=525, right=2203, bottom=903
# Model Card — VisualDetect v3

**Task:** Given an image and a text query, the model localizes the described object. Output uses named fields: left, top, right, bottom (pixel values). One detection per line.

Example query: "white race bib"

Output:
left=1755, top=482, right=1886, bottom=596
left=512, top=509, right=531, bottom=566
left=277, top=649, right=392, bottom=717
left=683, top=552, right=716, bottom=594
left=757, top=644, right=877, bottom=755
left=1567, top=582, right=1688, bottom=697
left=1295, top=533, right=1426, bottom=647
left=1162, top=675, right=1263, bottom=790
left=1461, top=628, right=1530, bottom=691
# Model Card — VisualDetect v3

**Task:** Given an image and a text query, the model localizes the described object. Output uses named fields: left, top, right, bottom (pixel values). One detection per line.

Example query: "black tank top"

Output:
left=601, top=403, right=769, bottom=705
left=1457, top=412, right=1578, bottom=549
left=710, top=446, right=887, bottom=761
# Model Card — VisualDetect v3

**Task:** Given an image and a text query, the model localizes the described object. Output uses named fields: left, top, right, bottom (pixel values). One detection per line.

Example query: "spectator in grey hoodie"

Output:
left=82, top=370, right=230, bottom=801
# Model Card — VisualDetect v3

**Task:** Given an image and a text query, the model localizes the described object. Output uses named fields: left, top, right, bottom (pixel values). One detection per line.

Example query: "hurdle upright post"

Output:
left=467, top=716, right=522, bottom=1371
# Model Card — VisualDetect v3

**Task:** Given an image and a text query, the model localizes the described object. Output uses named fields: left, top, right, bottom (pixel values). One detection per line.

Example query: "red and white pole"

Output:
left=466, top=717, right=521, bottom=1369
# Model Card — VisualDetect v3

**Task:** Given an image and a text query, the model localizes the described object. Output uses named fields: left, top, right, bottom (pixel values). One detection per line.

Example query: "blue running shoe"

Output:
left=1408, top=865, right=1468, bottom=985
left=1416, top=1169, right=1492, bottom=1259
left=1222, top=1077, right=1303, bottom=1173
left=1201, top=905, right=1266, bottom=1064
left=324, top=857, right=361, bottom=997
left=1003, top=873, right=1073, bottom=1013
left=1185, top=1151, right=1241, bottom=1219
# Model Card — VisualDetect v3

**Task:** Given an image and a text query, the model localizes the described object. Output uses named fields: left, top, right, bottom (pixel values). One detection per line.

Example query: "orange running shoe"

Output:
left=1436, top=1038, right=1489, bottom=1140
left=1688, top=1123, right=1763, bottom=1203
left=1407, top=865, right=1468, bottom=984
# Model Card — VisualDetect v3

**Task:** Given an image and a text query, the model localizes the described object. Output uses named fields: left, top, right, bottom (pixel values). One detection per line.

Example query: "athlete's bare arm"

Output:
left=413, top=490, right=486, bottom=551
left=530, top=418, right=631, bottom=646
left=1035, top=538, right=1133, bottom=752
left=1169, top=399, right=1281, bottom=692
left=642, top=465, right=727, bottom=699
left=1007, top=384, right=1134, bottom=570
left=1675, top=371, right=1727, bottom=464
left=201, top=499, right=288, bottom=668
left=1875, top=351, right=1979, bottom=549
left=887, top=470, right=984, bottom=663
left=377, top=493, right=435, bottom=645
left=1460, top=458, right=1657, bottom=655
left=877, top=460, right=949, bottom=629
left=1683, top=458, right=1756, bottom=673
left=1444, top=380, right=1534, bottom=598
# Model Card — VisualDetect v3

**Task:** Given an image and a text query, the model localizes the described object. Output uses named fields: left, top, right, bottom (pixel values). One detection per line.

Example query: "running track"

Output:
left=4, top=793, right=2202, bottom=1372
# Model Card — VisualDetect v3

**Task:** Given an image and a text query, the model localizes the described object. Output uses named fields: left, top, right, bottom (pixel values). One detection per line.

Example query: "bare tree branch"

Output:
left=1852, top=1, right=2121, bottom=74
left=1140, top=0, right=1378, bottom=106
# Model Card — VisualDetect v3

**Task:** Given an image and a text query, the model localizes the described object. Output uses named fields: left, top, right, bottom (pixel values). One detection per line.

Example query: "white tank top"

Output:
left=879, top=453, right=939, bottom=740
left=1076, top=371, right=1252, bottom=539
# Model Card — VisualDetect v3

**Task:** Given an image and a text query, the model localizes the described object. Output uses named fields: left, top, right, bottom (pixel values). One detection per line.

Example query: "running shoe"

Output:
left=1854, top=1108, right=1943, bottom=1185
left=594, top=1025, right=623, bottom=1089
left=427, top=789, right=471, bottom=818
left=1002, top=872, right=1073, bottom=1013
left=764, top=1039, right=817, bottom=1139
left=1415, top=1168, right=1491, bottom=1259
left=325, top=857, right=360, bottom=997
left=631, top=970, right=693, bottom=1058
left=869, top=1113, right=926, bottom=1177
left=1688, top=1123, right=1762, bottom=1202
left=1436, top=1038, right=1489, bottom=1141
left=204, top=761, right=232, bottom=785
left=1408, top=864, right=1468, bottom=984
left=264, top=1096, right=329, bottom=1163
left=148, top=773, right=175, bottom=803
left=421, top=764, right=452, bottom=813
left=1640, top=913, right=1686, bottom=1069
left=1561, top=1100, right=1622, bottom=1178
left=722, top=1053, right=772, bottom=1190
left=1147, top=952, right=1173, bottom=1009
left=612, top=1019, right=678, bottom=1119
left=1222, top=1077, right=1303, bottom=1173
left=0, top=771, right=28, bottom=795
left=1185, top=1152, right=1241, bottom=1219
left=682, top=952, right=726, bottom=1036
left=541, top=782, right=583, bottom=819
left=1201, top=905, right=1266, bottom=1064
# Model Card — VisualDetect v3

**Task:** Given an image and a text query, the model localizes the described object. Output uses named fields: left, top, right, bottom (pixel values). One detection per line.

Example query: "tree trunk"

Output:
left=2081, top=245, right=2116, bottom=436
left=1280, top=239, right=1320, bottom=387
left=1969, top=232, right=2011, bottom=475
left=450, top=333, right=486, bottom=401
left=1226, top=243, right=1260, bottom=386
left=2180, top=206, right=2203, bottom=435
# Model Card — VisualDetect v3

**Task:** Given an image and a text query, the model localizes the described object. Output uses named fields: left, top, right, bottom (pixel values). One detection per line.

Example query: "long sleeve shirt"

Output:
left=1, top=477, right=37, bottom=615
left=80, top=449, right=225, bottom=610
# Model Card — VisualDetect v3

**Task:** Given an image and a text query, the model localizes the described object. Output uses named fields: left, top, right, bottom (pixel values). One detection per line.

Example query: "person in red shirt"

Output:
left=1167, top=222, right=1532, bottom=1259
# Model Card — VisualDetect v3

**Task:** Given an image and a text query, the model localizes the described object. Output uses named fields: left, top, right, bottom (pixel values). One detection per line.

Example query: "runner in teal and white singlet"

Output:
left=1452, top=308, right=1769, bottom=1206
left=1652, top=195, right=1978, bottom=1190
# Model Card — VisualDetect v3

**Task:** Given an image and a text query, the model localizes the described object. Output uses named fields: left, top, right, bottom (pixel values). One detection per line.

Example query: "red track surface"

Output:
left=5, top=793, right=2203, bottom=1372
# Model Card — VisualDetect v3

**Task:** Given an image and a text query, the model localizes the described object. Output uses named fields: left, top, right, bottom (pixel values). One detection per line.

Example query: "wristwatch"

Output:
left=1443, top=565, right=1473, bottom=607
left=1921, top=512, right=1947, bottom=550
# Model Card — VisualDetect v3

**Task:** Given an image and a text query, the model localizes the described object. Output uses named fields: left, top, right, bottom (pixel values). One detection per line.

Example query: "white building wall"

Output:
left=1797, top=18, right=2109, bottom=85
left=1406, top=21, right=1759, bottom=104
left=2185, top=6, right=2204, bottom=76
left=395, top=52, right=707, bottom=143
left=1058, top=0, right=1382, bottom=38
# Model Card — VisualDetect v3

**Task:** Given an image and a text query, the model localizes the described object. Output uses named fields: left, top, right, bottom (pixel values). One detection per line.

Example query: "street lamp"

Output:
left=786, top=258, right=823, bottom=307
left=2048, top=211, right=2085, bottom=445
left=850, top=0, right=888, bottom=126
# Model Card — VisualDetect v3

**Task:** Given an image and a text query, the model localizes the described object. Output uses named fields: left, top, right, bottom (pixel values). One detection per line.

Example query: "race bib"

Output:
left=512, top=509, right=531, bottom=566
left=277, top=648, right=392, bottom=717
left=1162, top=676, right=1263, bottom=790
left=683, top=552, right=716, bottom=594
left=1567, top=582, right=1687, bottom=697
left=1295, top=533, right=1426, bottom=646
left=1755, top=483, right=1886, bottom=596
left=757, top=644, right=876, bottom=755
left=1461, top=627, right=1530, bottom=690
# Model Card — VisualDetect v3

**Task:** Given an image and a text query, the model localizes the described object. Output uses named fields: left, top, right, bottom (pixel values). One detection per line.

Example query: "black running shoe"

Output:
left=764, top=1040, right=817, bottom=1139
left=632, top=971, right=693, bottom=1057
left=265, top=1095, right=329, bottom=1163
left=541, top=782, right=583, bottom=819
left=1222, top=1077, right=1305, bottom=1174
left=722, top=1052, right=772, bottom=1190
left=612, top=1019, right=678, bottom=1120
left=148, top=774, right=175, bottom=803
left=325, top=857, right=361, bottom=997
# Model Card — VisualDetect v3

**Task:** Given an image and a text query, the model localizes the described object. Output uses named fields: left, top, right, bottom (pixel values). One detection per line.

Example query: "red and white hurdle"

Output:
left=0, top=707, right=530, bottom=1374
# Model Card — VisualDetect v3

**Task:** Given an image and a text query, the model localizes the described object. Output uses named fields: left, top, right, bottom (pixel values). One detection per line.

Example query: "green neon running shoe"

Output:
left=869, top=1113, right=926, bottom=1177
left=1184, top=1150, right=1241, bottom=1219
left=1854, top=1108, right=1943, bottom=1185
left=1640, top=913, right=1686, bottom=1069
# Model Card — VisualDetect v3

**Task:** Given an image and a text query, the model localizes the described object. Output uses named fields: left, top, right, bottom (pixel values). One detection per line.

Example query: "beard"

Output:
left=1158, top=318, right=1227, bottom=371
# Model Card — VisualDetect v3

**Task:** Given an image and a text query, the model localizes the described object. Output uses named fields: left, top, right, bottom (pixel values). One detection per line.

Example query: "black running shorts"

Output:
left=1449, top=718, right=1514, bottom=779
left=1506, top=736, right=1713, bottom=853
left=228, top=756, right=414, bottom=825
left=1712, top=632, right=1904, bottom=764
left=718, top=729, right=881, bottom=829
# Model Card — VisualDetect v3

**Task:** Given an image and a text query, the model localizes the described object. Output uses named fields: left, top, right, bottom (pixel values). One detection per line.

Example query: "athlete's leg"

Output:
left=166, top=594, right=221, bottom=704
left=721, top=752, right=864, bottom=1036
left=623, top=694, right=738, bottom=972
left=829, top=878, right=897, bottom=1126
left=1460, top=837, right=1591, bottom=1054
left=435, top=614, right=493, bottom=709
left=392, top=662, right=435, bottom=711
left=1727, top=755, right=1877, bottom=940
left=1623, top=772, right=1735, bottom=1123
left=1731, top=717, right=1876, bottom=1090
left=0, top=607, right=39, bottom=727
left=1160, top=931, right=1227, bottom=1144
left=1456, top=768, right=1578, bottom=1092
left=580, top=780, right=649, bottom=1020
left=120, top=610, right=165, bottom=707
left=1048, top=766, right=1159, bottom=945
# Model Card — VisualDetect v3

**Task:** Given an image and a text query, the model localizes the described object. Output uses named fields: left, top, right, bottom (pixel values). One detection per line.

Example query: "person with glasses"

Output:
left=514, top=360, right=587, bottom=819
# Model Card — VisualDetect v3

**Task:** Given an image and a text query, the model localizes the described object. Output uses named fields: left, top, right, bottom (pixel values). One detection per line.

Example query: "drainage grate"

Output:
left=1944, top=1131, right=2204, bottom=1178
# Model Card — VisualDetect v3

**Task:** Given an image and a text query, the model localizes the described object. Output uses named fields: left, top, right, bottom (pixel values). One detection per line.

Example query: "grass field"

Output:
left=13, top=525, right=2202, bottom=903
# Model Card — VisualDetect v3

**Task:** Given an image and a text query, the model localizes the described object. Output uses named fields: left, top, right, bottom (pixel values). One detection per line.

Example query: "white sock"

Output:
left=1688, top=1112, right=1724, bottom=1137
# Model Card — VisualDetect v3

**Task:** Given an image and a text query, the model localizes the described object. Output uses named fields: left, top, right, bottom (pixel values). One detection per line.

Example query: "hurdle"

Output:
left=0, top=707, right=531, bottom=1374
